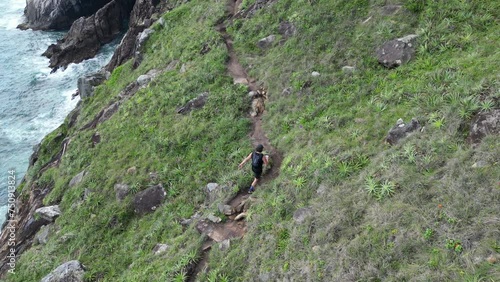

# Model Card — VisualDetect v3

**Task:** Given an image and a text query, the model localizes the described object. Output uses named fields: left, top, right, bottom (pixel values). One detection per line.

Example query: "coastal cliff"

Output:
left=18, top=0, right=113, bottom=30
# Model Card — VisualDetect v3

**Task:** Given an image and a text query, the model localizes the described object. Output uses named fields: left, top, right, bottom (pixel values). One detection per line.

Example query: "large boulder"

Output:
left=18, top=0, right=112, bottom=30
left=43, top=0, right=136, bottom=72
left=133, top=184, right=166, bottom=215
left=35, top=205, right=61, bottom=222
left=376, top=34, right=418, bottom=68
left=77, top=72, right=107, bottom=99
left=40, top=260, right=85, bottom=282
left=386, top=118, right=421, bottom=145
left=468, top=109, right=500, bottom=145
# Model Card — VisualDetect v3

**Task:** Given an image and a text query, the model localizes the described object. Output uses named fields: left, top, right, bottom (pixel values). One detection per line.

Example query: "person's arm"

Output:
left=239, top=153, right=252, bottom=169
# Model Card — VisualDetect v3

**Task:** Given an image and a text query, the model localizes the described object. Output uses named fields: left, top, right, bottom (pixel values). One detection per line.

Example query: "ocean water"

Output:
left=0, top=0, right=116, bottom=227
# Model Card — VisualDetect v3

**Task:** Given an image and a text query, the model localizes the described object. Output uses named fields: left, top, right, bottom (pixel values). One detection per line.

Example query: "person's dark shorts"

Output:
left=252, top=166, right=263, bottom=179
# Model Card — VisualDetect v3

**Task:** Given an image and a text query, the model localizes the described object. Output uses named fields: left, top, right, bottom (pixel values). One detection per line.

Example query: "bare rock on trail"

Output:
left=376, top=34, right=418, bottom=68
left=385, top=118, right=421, bottom=145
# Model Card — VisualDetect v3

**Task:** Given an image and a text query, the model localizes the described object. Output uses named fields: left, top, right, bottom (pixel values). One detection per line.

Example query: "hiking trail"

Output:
left=188, top=0, right=283, bottom=280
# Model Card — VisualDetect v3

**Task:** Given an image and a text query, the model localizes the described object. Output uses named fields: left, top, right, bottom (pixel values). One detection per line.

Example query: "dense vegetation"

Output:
left=8, top=0, right=499, bottom=281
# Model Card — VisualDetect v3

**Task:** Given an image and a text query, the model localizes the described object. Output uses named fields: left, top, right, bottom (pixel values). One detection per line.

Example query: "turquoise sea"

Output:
left=0, top=0, right=115, bottom=228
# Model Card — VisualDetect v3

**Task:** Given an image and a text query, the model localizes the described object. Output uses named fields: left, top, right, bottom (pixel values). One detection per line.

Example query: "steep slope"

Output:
left=2, top=0, right=499, bottom=281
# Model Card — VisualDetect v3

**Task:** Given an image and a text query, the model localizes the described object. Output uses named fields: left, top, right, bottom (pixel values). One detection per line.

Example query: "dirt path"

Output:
left=188, top=1, right=283, bottom=280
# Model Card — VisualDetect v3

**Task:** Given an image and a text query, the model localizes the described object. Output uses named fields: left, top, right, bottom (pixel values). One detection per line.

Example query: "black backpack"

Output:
left=252, top=152, right=264, bottom=168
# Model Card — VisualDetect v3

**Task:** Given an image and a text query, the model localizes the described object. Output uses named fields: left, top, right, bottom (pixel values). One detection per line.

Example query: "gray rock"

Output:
left=69, top=171, right=86, bottom=187
left=471, top=160, right=488, bottom=168
left=137, top=69, right=162, bottom=86
left=180, top=212, right=202, bottom=225
left=40, top=260, right=85, bottom=282
left=136, top=28, right=154, bottom=50
left=468, top=109, right=500, bottom=145
left=219, top=239, right=230, bottom=251
left=376, top=34, right=418, bottom=68
left=158, top=17, right=165, bottom=27
left=176, top=92, right=209, bottom=114
left=133, top=184, right=166, bottom=215
left=34, top=224, right=54, bottom=245
left=218, top=204, right=234, bottom=216
left=114, top=184, right=130, bottom=201
left=278, top=21, right=297, bottom=39
left=293, top=207, right=312, bottom=224
left=207, top=214, right=222, bottom=223
left=59, top=233, right=76, bottom=243
left=152, top=243, right=169, bottom=255
left=386, top=118, right=421, bottom=145
left=35, top=205, right=61, bottom=222
left=342, top=66, right=355, bottom=73
left=311, top=71, right=320, bottom=77
left=257, top=34, right=276, bottom=49
left=206, top=183, right=219, bottom=193
left=77, top=72, right=107, bottom=99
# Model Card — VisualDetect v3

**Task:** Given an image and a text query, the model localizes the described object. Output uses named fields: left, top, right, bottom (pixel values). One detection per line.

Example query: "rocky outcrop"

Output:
left=386, top=118, right=421, bottom=145
left=77, top=72, right=108, bottom=99
left=40, top=260, right=85, bottom=282
left=376, top=34, right=418, bottom=68
left=43, top=0, right=136, bottom=72
left=468, top=109, right=500, bottom=145
left=69, top=171, right=86, bottom=187
left=133, top=184, right=166, bottom=215
left=35, top=205, right=61, bottom=222
left=18, top=0, right=112, bottom=30
left=107, top=0, right=168, bottom=71
left=176, top=92, right=209, bottom=114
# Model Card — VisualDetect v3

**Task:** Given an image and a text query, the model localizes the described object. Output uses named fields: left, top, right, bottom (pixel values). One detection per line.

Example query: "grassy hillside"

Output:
left=8, top=0, right=499, bottom=281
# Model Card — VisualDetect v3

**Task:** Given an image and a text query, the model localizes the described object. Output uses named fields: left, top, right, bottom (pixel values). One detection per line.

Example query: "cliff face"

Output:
left=43, top=0, right=135, bottom=72
left=106, top=0, right=165, bottom=71
left=18, top=0, right=113, bottom=30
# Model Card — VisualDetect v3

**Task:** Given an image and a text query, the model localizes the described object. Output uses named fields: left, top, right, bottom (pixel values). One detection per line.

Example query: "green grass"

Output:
left=7, top=0, right=500, bottom=281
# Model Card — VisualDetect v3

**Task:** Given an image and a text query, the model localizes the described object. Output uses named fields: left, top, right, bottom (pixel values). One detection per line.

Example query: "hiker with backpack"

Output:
left=238, top=144, right=269, bottom=193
